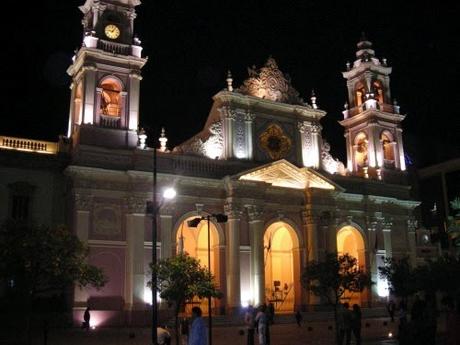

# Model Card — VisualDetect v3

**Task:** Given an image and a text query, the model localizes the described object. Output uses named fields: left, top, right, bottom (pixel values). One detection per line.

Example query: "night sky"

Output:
left=3, top=1, right=459, bottom=168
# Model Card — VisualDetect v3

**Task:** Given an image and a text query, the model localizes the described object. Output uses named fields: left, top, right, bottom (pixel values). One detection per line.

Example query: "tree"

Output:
left=149, top=253, right=222, bottom=345
left=301, top=253, right=372, bottom=345
left=0, top=221, right=106, bottom=343
left=378, top=256, right=416, bottom=302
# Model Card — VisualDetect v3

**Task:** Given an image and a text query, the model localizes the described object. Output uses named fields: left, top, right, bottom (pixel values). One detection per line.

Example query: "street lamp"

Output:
left=187, top=213, right=228, bottom=345
left=147, top=147, right=176, bottom=345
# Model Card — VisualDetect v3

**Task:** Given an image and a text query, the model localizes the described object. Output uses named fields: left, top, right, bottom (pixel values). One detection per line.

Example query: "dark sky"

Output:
left=3, top=1, right=459, bottom=168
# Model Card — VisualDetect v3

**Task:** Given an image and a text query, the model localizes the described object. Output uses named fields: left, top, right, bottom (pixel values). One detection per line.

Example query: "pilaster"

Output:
left=224, top=202, right=242, bottom=313
left=247, top=205, right=265, bottom=306
left=244, top=112, right=255, bottom=160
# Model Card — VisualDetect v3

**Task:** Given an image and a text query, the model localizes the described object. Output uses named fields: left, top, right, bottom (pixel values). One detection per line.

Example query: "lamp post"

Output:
left=187, top=213, right=228, bottom=345
left=147, top=147, right=176, bottom=345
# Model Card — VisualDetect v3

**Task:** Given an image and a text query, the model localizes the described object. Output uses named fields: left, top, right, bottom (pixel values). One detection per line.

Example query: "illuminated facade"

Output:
left=0, top=0, right=435, bottom=327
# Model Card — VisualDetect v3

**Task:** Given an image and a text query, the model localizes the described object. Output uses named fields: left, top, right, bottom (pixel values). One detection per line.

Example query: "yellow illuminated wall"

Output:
left=264, top=222, right=297, bottom=312
left=176, top=217, right=219, bottom=314
left=336, top=226, right=366, bottom=305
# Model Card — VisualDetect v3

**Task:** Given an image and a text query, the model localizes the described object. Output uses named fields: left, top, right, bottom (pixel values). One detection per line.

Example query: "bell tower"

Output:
left=340, top=34, right=406, bottom=180
left=67, top=0, right=146, bottom=148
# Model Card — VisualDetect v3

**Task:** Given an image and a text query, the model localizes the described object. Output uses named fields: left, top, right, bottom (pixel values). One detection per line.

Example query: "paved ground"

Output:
left=3, top=321, right=445, bottom=345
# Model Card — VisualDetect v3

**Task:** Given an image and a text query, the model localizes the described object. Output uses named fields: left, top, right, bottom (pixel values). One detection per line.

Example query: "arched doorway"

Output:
left=175, top=217, right=221, bottom=314
left=336, top=226, right=366, bottom=306
left=264, top=222, right=299, bottom=312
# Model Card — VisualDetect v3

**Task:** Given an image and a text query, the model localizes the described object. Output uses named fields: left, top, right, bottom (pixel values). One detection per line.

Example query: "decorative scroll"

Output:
left=237, top=57, right=305, bottom=105
left=321, top=141, right=346, bottom=175
left=259, top=124, right=292, bottom=160
left=178, top=120, right=224, bottom=158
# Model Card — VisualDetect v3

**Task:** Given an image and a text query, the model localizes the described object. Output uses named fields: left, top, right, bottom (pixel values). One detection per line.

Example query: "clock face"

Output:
left=104, top=24, right=120, bottom=39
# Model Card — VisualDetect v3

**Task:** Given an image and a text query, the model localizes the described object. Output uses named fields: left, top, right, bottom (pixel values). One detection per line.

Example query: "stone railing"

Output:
left=100, top=115, right=121, bottom=128
left=0, top=136, right=57, bottom=154
left=97, top=40, right=131, bottom=55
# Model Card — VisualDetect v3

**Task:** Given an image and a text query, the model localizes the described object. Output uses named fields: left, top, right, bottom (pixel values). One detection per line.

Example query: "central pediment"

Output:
left=235, top=159, right=343, bottom=191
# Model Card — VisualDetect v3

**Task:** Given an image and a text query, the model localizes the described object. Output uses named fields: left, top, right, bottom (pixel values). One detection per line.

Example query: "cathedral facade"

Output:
left=0, top=0, right=434, bottom=326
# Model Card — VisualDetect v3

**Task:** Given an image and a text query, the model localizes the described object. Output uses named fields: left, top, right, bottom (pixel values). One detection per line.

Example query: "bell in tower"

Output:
left=340, top=34, right=406, bottom=180
left=66, top=0, right=146, bottom=149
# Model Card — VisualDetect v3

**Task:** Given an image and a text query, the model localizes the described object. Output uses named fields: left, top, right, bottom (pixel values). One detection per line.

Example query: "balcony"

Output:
left=100, top=115, right=121, bottom=129
left=97, top=40, right=131, bottom=55
left=0, top=136, right=57, bottom=154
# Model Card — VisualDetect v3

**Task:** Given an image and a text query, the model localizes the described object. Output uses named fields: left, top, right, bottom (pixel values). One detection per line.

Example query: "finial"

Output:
left=393, top=99, right=400, bottom=114
left=226, top=70, right=233, bottom=92
left=311, top=89, right=318, bottom=109
left=346, top=61, right=351, bottom=70
left=344, top=102, right=349, bottom=110
left=382, top=57, right=387, bottom=66
left=133, top=35, right=141, bottom=45
left=138, top=127, right=147, bottom=150
left=159, top=127, right=168, bottom=152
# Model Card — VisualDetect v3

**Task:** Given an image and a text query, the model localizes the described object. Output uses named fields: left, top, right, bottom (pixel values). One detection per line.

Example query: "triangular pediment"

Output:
left=235, top=159, right=343, bottom=191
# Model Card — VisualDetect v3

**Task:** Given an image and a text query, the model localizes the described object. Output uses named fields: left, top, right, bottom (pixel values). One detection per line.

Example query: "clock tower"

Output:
left=340, top=35, right=406, bottom=180
left=67, top=0, right=146, bottom=148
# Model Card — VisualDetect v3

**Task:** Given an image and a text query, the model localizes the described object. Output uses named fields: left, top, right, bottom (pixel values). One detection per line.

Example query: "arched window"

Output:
left=99, top=77, right=122, bottom=117
left=354, top=132, right=368, bottom=167
left=355, top=82, right=366, bottom=107
left=73, top=82, right=83, bottom=124
left=381, top=131, right=395, bottom=164
left=373, top=80, right=384, bottom=104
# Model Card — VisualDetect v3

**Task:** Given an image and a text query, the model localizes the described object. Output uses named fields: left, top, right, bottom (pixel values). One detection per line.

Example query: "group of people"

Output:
left=337, top=303, right=362, bottom=345
left=244, top=303, right=275, bottom=345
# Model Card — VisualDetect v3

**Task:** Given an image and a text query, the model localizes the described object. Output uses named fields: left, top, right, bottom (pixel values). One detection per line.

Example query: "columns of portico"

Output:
left=125, top=196, right=148, bottom=311
left=224, top=202, right=242, bottom=313
left=73, top=193, right=93, bottom=307
left=302, top=209, right=320, bottom=307
left=407, top=218, right=418, bottom=266
left=159, top=205, right=175, bottom=259
left=247, top=205, right=265, bottom=307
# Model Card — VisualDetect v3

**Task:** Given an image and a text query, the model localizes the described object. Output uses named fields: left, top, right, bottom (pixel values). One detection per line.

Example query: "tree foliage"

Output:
left=379, top=255, right=460, bottom=299
left=0, top=221, right=106, bottom=299
left=302, top=253, right=372, bottom=306
left=301, top=253, right=373, bottom=345
left=378, top=256, right=415, bottom=300
left=149, top=253, right=222, bottom=345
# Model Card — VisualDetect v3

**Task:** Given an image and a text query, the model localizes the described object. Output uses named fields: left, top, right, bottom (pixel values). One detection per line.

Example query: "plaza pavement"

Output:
left=2, top=312, right=447, bottom=345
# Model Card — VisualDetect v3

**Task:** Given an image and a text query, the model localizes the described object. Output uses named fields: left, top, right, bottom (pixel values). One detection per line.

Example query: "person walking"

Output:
left=255, top=304, right=268, bottom=345
left=244, top=305, right=256, bottom=345
left=189, top=307, right=207, bottom=345
left=295, top=310, right=302, bottom=327
left=82, top=307, right=90, bottom=331
left=351, top=304, right=362, bottom=345
left=387, top=299, right=396, bottom=322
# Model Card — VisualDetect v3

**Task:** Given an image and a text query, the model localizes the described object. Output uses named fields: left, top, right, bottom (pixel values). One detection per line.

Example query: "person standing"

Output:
left=351, top=304, right=362, bottom=345
left=244, top=305, right=255, bottom=345
left=189, top=307, right=207, bottom=345
left=255, top=305, right=268, bottom=345
left=337, top=302, right=352, bottom=345
left=387, top=299, right=396, bottom=322
left=295, top=310, right=302, bottom=327
left=82, top=307, right=90, bottom=331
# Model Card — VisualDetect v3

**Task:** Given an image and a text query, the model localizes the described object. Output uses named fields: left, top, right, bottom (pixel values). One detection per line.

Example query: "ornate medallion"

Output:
left=259, top=124, right=292, bottom=160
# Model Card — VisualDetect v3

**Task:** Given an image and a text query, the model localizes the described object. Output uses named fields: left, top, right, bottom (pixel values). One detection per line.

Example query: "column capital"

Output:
left=297, top=120, right=311, bottom=133
left=407, top=218, right=418, bottom=232
left=244, top=111, right=256, bottom=122
left=311, top=123, right=322, bottom=134
left=74, top=193, right=93, bottom=211
left=224, top=202, right=243, bottom=219
left=302, top=210, right=318, bottom=225
left=217, top=105, right=237, bottom=120
left=246, top=205, right=264, bottom=222
left=126, top=196, right=147, bottom=214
